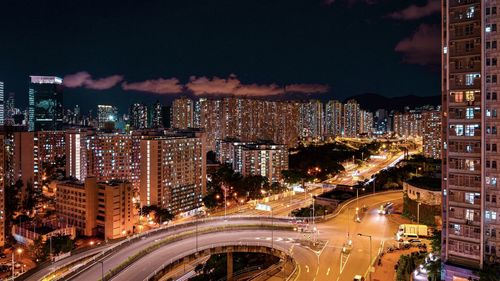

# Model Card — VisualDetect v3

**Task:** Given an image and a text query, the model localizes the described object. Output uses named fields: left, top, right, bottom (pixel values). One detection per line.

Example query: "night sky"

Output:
left=0, top=0, right=440, bottom=113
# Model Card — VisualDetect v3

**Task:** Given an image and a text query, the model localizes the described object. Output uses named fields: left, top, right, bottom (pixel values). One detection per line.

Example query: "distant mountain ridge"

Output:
left=343, top=93, right=441, bottom=112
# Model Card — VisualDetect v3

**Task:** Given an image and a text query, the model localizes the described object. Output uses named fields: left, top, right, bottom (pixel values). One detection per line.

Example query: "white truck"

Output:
left=396, top=224, right=429, bottom=241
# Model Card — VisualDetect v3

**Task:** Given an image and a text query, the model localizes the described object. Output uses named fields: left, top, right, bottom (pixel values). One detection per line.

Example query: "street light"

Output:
left=417, top=202, right=421, bottom=224
left=357, top=233, right=373, bottom=281
left=98, top=261, right=104, bottom=281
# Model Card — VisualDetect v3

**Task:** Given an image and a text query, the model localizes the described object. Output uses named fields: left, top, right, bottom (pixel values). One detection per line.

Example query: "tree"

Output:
left=425, top=259, right=441, bottom=281
left=202, top=193, right=218, bottom=209
left=155, top=208, right=174, bottom=224
left=281, top=170, right=308, bottom=185
left=478, top=264, right=500, bottom=281
left=23, top=181, right=36, bottom=211
left=44, top=235, right=74, bottom=255
left=430, top=230, right=441, bottom=253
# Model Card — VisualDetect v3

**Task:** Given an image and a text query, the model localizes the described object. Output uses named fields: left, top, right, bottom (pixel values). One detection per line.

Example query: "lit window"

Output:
left=465, top=193, right=475, bottom=204
left=466, top=6, right=475, bottom=18
left=465, top=74, right=480, bottom=86
left=465, top=91, right=475, bottom=101
left=465, top=124, right=478, bottom=136
left=466, top=209, right=475, bottom=221
left=454, top=92, right=464, bottom=102
left=466, top=108, right=474, bottom=119
left=454, top=125, right=464, bottom=136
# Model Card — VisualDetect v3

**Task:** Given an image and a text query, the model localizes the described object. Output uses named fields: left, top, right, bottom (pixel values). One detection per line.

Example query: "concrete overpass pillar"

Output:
left=227, top=252, right=233, bottom=281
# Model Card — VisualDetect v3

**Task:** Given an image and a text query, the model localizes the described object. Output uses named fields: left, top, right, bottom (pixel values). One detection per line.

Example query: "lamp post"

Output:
left=417, top=202, right=422, bottom=225
left=357, top=233, right=373, bottom=281
left=99, top=261, right=104, bottom=281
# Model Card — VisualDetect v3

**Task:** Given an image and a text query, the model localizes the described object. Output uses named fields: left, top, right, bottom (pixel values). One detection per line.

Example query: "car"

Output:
left=353, top=275, right=365, bottom=281
left=408, top=239, right=422, bottom=244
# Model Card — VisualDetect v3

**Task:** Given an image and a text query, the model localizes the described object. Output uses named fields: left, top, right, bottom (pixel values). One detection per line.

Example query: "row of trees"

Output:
left=203, top=165, right=287, bottom=209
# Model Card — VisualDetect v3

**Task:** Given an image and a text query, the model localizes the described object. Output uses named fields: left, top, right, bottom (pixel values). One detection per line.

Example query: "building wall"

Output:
left=55, top=178, right=98, bottom=236
left=140, top=134, right=206, bottom=214
left=97, top=181, right=136, bottom=240
left=442, top=0, right=486, bottom=276
left=403, top=182, right=442, bottom=206
left=240, top=144, right=288, bottom=183
left=422, top=110, right=442, bottom=159
left=0, top=134, right=5, bottom=247
left=172, top=97, right=194, bottom=129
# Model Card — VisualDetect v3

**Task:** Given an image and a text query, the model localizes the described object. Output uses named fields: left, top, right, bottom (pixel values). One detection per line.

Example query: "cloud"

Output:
left=389, top=0, right=440, bottom=20
left=395, top=24, right=440, bottom=66
left=63, top=71, right=123, bottom=90
left=285, top=84, right=330, bottom=94
left=121, top=78, right=183, bottom=94
left=186, top=75, right=241, bottom=95
left=186, top=75, right=329, bottom=96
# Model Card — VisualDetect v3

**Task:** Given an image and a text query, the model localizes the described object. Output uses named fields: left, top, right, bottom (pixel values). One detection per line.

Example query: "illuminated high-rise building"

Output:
left=217, top=139, right=288, bottom=183
left=299, top=100, right=323, bottom=140
left=28, top=76, right=63, bottom=131
left=171, top=97, right=194, bottom=129
left=139, top=132, right=206, bottom=214
left=150, top=100, right=163, bottom=128
left=343, top=99, right=360, bottom=138
left=0, top=81, right=4, bottom=126
left=442, top=0, right=497, bottom=279
left=422, top=109, right=441, bottom=159
left=359, top=110, right=374, bottom=136
left=325, top=100, right=343, bottom=137
left=0, top=134, right=5, bottom=247
left=97, top=105, right=117, bottom=129
left=129, top=103, right=148, bottom=129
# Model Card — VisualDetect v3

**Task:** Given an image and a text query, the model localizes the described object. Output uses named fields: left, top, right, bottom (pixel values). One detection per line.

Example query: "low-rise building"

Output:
left=56, top=177, right=137, bottom=239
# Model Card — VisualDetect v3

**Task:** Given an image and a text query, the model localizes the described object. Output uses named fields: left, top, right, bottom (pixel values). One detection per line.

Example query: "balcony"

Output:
left=449, top=79, right=481, bottom=90
left=449, top=0, right=481, bottom=8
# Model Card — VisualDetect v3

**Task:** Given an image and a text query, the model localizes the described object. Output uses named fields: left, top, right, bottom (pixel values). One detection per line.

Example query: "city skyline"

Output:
left=0, top=0, right=440, bottom=112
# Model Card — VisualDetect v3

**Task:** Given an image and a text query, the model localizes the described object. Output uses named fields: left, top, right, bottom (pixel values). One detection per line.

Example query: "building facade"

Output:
left=139, top=133, right=206, bottom=214
left=28, top=76, right=63, bottom=131
left=129, top=103, right=149, bottom=130
left=55, top=177, right=136, bottom=239
left=442, top=0, right=496, bottom=279
left=325, top=100, right=343, bottom=137
left=97, top=105, right=117, bottom=129
left=172, top=97, right=194, bottom=129
left=343, top=99, right=360, bottom=138
left=422, top=109, right=442, bottom=159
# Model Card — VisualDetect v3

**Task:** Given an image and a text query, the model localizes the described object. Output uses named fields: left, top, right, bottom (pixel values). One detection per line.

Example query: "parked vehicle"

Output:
left=396, top=224, right=429, bottom=240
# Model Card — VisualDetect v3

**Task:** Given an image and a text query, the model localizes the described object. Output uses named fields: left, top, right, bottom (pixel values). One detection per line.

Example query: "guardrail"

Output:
left=31, top=216, right=294, bottom=281
left=142, top=241, right=296, bottom=281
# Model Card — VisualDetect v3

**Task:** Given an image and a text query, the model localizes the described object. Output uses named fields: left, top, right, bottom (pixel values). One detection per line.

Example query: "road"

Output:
left=210, top=151, right=405, bottom=218
left=67, top=191, right=402, bottom=281
left=28, top=151, right=407, bottom=281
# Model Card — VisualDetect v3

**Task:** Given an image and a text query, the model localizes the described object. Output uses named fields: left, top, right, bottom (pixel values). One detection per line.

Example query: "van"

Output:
left=353, top=275, right=365, bottom=281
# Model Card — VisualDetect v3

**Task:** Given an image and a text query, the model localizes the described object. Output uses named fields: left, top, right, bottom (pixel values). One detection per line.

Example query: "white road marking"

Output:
left=327, top=267, right=331, bottom=275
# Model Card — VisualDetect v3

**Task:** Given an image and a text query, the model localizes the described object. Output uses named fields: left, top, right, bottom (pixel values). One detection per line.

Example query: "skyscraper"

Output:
left=442, top=1, right=493, bottom=279
left=5, top=92, right=15, bottom=126
left=28, top=76, right=63, bottom=131
left=422, top=109, right=441, bottom=159
left=0, top=81, right=4, bottom=126
left=343, top=99, right=360, bottom=138
left=97, top=105, right=117, bottom=129
left=172, top=97, right=194, bottom=129
left=325, top=100, right=343, bottom=137
left=139, top=132, right=206, bottom=214
left=129, top=103, right=148, bottom=130
left=150, top=100, right=163, bottom=128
